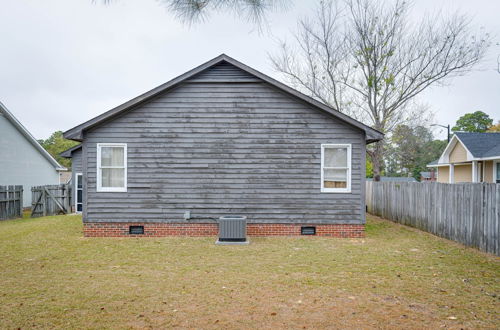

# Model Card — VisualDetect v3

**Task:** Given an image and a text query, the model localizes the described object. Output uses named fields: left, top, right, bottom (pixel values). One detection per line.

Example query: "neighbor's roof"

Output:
left=64, top=54, right=384, bottom=143
left=0, top=101, right=66, bottom=171
left=454, top=132, right=500, bottom=158
left=427, top=160, right=439, bottom=167
left=60, top=144, right=82, bottom=158
left=366, top=176, right=417, bottom=182
left=420, top=171, right=433, bottom=178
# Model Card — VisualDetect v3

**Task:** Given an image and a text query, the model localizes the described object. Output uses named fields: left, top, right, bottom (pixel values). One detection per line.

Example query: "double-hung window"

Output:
left=321, top=144, right=351, bottom=193
left=97, top=143, right=127, bottom=192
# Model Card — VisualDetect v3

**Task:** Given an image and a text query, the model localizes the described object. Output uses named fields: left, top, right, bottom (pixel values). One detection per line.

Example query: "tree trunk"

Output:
left=371, top=141, right=384, bottom=182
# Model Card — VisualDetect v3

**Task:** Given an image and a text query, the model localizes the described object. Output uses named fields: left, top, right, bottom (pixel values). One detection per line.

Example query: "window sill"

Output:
left=96, top=187, right=127, bottom=193
left=321, top=188, right=352, bottom=193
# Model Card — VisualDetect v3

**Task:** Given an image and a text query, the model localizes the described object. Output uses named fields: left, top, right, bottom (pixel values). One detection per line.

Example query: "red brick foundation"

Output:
left=247, top=223, right=364, bottom=237
left=83, top=222, right=364, bottom=238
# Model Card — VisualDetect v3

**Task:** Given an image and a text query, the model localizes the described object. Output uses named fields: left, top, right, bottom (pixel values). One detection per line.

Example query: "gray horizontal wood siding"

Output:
left=71, top=149, right=82, bottom=180
left=82, top=63, right=366, bottom=224
left=71, top=149, right=82, bottom=208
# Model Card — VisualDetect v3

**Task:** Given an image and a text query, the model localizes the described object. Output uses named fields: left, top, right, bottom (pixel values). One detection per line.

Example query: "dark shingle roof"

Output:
left=366, top=177, right=417, bottom=182
left=420, top=172, right=432, bottom=178
left=427, top=159, right=439, bottom=166
left=455, top=132, right=500, bottom=158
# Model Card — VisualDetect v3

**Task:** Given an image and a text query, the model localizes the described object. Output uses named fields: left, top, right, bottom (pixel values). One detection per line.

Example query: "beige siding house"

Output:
left=428, top=132, right=500, bottom=183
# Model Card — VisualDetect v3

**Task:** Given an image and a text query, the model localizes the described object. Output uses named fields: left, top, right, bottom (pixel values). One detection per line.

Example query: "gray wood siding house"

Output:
left=63, top=55, right=383, bottom=237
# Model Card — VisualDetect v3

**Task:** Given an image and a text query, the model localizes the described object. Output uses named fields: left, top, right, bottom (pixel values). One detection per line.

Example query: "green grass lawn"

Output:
left=0, top=214, right=498, bottom=329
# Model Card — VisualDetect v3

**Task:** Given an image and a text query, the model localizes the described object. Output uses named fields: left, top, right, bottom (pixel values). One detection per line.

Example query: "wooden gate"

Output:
left=0, top=185, right=23, bottom=220
left=31, top=184, right=72, bottom=218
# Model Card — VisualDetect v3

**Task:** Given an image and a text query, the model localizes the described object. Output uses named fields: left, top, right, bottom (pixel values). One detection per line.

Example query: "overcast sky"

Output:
left=1, top=0, right=499, bottom=140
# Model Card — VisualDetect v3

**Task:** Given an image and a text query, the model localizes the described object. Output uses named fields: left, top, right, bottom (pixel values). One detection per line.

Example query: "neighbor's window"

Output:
left=97, top=143, right=127, bottom=192
left=321, top=144, right=351, bottom=193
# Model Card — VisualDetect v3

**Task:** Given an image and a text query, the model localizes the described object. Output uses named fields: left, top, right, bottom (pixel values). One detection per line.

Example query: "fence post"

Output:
left=6, top=186, right=10, bottom=219
left=42, top=189, right=46, bottom=217
left=19, top=186, right=23, bottom=218
left=63, top=184, right=70, bottom=213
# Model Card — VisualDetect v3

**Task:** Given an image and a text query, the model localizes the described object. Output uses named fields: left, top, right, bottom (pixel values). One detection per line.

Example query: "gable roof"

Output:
left=435, top=132, right=500, bottom=164
left=437, top=134, right=471, bottom=164
left=63, top=54, right=383, bottom=143
left=454, top=132, right=500, bottom=158
left=60, top=144, right=82, bottom=158
left=0, top=101, right=66, bottom=171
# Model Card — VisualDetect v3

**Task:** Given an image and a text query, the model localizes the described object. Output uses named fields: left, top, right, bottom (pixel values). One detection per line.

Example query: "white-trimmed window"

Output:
left=97, top=143, right=127, bottom=192
left=75, top=173, right=83, bottom=212
left=494, top=160, right=500, bottom=184
left=321, top=144, right=351, bottom=193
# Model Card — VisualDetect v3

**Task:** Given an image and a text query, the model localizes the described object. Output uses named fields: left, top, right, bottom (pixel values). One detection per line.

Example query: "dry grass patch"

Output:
left=0, top=214, right=498, bottom=329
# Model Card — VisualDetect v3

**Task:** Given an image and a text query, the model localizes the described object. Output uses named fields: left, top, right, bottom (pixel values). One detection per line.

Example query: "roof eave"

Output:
left=63, top=55, right=232, bottom=140
left=64, top=54, right=384, bottom=143
left=219, top=56, right=384, bottom=141
left=60, top=144, right=82, bottom=158
left=471, top=156, right=500, bottom=161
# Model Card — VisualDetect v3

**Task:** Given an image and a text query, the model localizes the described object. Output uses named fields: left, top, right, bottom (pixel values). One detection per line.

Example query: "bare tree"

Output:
left=270, top=0, right=490, bottom=180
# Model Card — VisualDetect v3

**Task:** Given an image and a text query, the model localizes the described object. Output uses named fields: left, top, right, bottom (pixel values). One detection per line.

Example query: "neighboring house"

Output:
left=427, top=132, right=500, bottom=183
left=0, top=102, right=66, bottom=207
left=63, top=54, right=384, bottom=237
left=60, top=144, right=82, bottom=213
left=420, top=171, right=436, bottom=182
left=366, top=177, right=417, bottom=182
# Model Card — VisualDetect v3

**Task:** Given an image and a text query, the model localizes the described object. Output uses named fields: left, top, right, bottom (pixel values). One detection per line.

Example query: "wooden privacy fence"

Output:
left=366, top=182, right=499, bottom=256
left=0, top=185, right=23, bottom=220
left=31, top=184, right=72, bottom=218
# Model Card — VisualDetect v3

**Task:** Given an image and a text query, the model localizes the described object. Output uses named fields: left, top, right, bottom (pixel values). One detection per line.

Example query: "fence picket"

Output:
left=0, top=185, right=23, bottom=220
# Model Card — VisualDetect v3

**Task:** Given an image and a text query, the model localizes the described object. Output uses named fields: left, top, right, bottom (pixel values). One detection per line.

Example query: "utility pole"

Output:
left=431, top=124, right=450, bottom=143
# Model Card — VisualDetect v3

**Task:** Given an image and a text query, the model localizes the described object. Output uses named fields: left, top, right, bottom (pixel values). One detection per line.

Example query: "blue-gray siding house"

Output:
left=0, top=102, right=65, bottom=207
left=63, top=54, right=383, bottom=237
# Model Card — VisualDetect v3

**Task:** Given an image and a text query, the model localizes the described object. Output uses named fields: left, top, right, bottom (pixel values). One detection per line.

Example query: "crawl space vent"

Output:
left=301, top=226, right=316, bottom=235
left=129, top=226, right=144, bottom=235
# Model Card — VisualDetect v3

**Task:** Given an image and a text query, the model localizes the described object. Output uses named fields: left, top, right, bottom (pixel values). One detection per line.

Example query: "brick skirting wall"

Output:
left=83, top=222, right=365, bottom=238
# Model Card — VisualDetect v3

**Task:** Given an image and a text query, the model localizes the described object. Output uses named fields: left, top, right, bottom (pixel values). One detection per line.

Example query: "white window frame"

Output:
left=96, top=143, right=127, bottom=192
left=494, top=160, right=500, bottom=183
left=321, top=144, right=352, bottom=193
left=75, top=172, right=83, bottom=213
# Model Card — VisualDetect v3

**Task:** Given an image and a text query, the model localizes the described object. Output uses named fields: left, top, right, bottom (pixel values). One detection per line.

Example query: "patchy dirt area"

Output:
left=0, top=214, right=498, bottom=329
